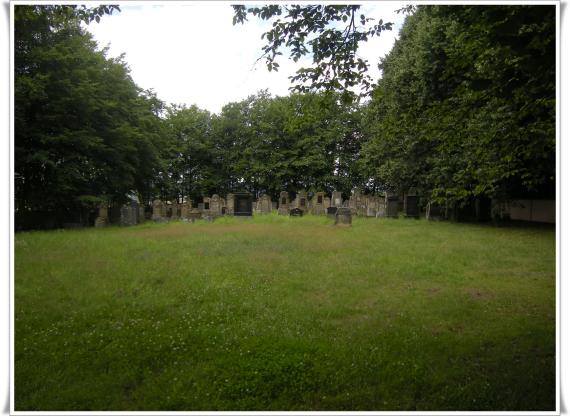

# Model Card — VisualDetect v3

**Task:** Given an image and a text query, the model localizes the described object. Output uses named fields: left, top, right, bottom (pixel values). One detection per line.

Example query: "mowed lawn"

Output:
left=14, top=215, right=556, bottom=411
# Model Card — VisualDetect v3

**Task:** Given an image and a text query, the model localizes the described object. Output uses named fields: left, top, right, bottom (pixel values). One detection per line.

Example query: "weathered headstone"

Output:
left=311, top=191, right=326, bottom=215
left=188, top=208, right=202, bottom=222
left=386, top=196, right=400, bottom=218
left=324, top=197, right=331, bottom=210
left=226, top=193, right=234, bottom=215
left=335, top=207, right=352, bottom=226
left=405, top=195, right=420, bottom=218
left=203, top=197, right=211, bottom=212
left=138, top=205, right=146, bottom=223
left=170, top=201, right=180, bottom=220
left=296, top=190, right=308, bottom=211
left=94, top=203, right=109, bottom=227
left=233, top=192, right=253, bottom=216
left=180, top=202, right=190, bottom=220
left=278, top=191, right=290, bottom=215
left=120, top=200, right=139, bottom=226
left=152, top=199, right=166, bottom=222
left=326, top=206, right=338, bottom=220
left=331, top=191, right=343, bottom=208
left=210, top=194, right=222, bottom=216
left=258, top=194, right=272, bottom=214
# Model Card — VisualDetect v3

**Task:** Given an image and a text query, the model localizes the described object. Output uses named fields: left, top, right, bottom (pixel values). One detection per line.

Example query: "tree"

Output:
left=360, top=5, right=555, bottom=206
left=232, top=5, right=395, bottom=101
left=15, top=5, right=164, bottom=224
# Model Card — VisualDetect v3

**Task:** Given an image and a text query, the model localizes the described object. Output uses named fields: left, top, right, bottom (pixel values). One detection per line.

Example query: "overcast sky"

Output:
left=87, top=2, right=407, bottom=114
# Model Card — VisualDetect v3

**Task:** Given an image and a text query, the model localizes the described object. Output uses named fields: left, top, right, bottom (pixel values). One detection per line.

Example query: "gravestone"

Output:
left=324, top=197, right=331, bottom=210
left=202, top=197, right=211, bottom=213
left=180, top=202, right=190, bottom=220
left=120, top=200, right=139, bottom=226
left=258, top=194, right=272, bottom=214
left=138, top=205, right=145, bottom=223
left=376, top=200, right=386, bottom=218
left=386, top=196, right=400, bottom=218
left=297, top=190, right=308, bottom=211
left=210, top=194, right=222, bottom=216
left=94, top=203, right=109, bottom=227
left=197, top=203, right=205, bottom=211
left=170, top=201, right=180, bottom=220
left=326, top=206, right=338, bottom=220
left=331, top=191, right=343, bottom=208
left=233, top=192, right=253, bottom=216
left=405, top=195, right=420, bottom=218
left=226, top=193, right=234, bottom=215
left=188, top=208, right=202, bottom=222
left=278, top=191, right=290, bottom=215
left=349, top=189, right=361, bottom=215
left=290, top=207, right=304, bottom=217
left=152, top=199, right=166, bottom=222
left=335, top=207, right=352, bottom=226
left=312, top=191, right=326, bottom=215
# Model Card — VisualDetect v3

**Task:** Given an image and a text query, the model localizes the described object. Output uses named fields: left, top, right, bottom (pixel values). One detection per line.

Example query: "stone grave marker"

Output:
left=335, top=207, right=352, bottom=226
left=331, top=191, right=343, bottom=207
left=278, top=191, right=290, bottom=215
left=312, top=191, right=326, bottom=215
left=94, top=203, right=109, bottom=227
left=386, top=196, right=400, bottom=218
left=233, top=192, right=253, bottom=216
left=326, top=206, right=338, bottom=220
left=258, top=194, right=272, bottom=214
left=405, top=195, right=420, bottom=218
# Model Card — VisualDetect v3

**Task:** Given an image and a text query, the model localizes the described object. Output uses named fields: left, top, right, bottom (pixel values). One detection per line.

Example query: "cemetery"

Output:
left=13, top=3, right=556, bottom=413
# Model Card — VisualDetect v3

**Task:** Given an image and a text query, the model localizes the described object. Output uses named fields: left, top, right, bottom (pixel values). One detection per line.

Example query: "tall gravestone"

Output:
left=120, top=200, right=139, bottom=226
left=233, top=192, right=253, bottom=216
left=226, top=193, right=234, bottom=215
left=152, top=199, right=165, bottom=222
left=210, top=194, right=222, bottom=217
left=94, top=203, right=109, bottom=227
left=296, top=190, right=308, bottom=211
left=405, top=195, right=420, bottom=218
left=386, top=195, right=400, bottom=218
left=278, top=191, right=290, bottom=215
left=312, top=192, right=326, bottom=215
left=180, top=202, right=190, bottom=220
left=331, top=191, right=343, bottom=208
left=170, top=201, right=180, bottom=220
left=258, top=194, right=272, bottom=214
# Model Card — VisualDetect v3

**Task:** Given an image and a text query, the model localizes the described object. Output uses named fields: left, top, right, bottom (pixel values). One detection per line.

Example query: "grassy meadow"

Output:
left=14, top=214, right=556, bottom=411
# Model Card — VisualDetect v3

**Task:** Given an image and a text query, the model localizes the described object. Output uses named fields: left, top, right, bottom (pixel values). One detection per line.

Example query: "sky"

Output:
left=86, top=2, right=407, bottom=114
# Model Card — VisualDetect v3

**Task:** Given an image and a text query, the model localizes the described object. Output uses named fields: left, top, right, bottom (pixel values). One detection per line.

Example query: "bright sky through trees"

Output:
left=86, top=2, right=407, bottom=114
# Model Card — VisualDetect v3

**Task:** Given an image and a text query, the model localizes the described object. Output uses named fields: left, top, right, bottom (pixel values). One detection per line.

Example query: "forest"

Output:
left=14, top=4, right=556, bottom=229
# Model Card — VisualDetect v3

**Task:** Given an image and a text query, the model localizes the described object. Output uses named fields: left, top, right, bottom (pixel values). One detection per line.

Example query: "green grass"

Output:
left=14, top=214, right=556, bottom=411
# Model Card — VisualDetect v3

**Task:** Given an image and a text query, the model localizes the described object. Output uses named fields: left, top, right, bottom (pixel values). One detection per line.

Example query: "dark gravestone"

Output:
left=290, top=208, right=304, bottom=217
left=327, top=206, right=338, bottom=219
left=233, top=192, right=253, bottom=216
left=386, top=196, right=399, bottom=218
left=335, top=207, right=352, bottom=226
left=405, top=195, right=420, bottom=218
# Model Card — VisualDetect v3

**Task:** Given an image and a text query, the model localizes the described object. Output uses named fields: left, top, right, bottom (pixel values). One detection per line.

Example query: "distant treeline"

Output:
left=14, top=5, right=555, bottom=228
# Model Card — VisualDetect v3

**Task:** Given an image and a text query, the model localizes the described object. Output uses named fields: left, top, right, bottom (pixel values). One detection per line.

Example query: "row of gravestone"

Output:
left=93, top=190, right=422, bottom=227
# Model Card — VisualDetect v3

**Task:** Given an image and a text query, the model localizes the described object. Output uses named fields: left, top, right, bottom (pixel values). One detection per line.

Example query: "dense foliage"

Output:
left=14, top=4, right=556, bottom=228
left=360, top=5, right=556, bottom=205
